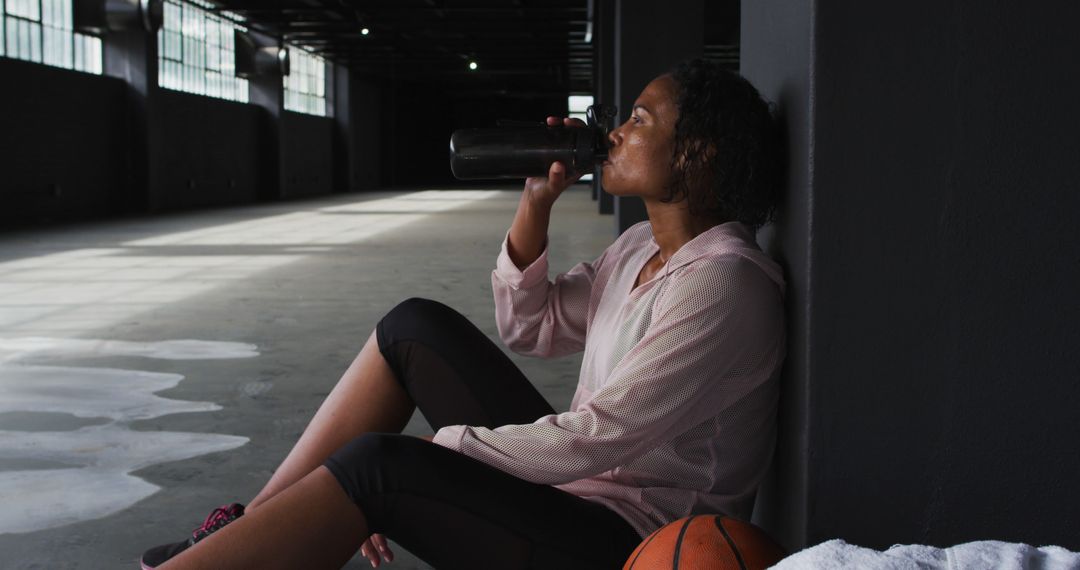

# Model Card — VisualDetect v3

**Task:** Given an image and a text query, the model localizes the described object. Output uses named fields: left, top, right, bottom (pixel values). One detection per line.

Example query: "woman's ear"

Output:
left=678, top=140, right=720, bottom=205
left=673, top=139, right=715, bottom=172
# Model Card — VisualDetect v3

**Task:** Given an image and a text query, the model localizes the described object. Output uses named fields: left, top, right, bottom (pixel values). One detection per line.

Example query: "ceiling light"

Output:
left=468, top=61, right=478, bottom=71
left=361, top=27, right=370, bottom=35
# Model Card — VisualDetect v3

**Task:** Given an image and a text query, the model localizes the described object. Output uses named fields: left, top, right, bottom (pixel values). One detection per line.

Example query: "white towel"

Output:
left=770, top=538, right=1080, bottom=570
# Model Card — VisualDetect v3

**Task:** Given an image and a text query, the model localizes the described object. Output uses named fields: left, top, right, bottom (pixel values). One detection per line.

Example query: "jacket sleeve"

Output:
left=434, top=255, right=786, bottom=485
left=491, top=229, right=611, bottom=358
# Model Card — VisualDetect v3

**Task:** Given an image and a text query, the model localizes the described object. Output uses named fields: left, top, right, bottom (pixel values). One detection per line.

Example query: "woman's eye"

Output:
left=631, top=115, right=641, bottom=124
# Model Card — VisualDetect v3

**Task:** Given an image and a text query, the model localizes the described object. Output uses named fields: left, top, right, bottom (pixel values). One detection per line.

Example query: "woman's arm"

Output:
left=493, top=116, right=601, bottom=358
left=506, top=190, right=553, bottom=270
left=438, top=255, right=786, bottom=484
left=507, top=116, right=585, bottom=269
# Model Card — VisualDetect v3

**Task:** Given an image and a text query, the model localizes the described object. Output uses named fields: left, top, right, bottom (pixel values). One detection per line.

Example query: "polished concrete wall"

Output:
left=743, top=0, right=1080, bottom=552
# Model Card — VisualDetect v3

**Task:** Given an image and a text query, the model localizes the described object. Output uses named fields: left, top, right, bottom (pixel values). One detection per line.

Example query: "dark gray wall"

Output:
left=0, top=58, right=128, bottom=224
left=2, top=38, right=359, bottom=227
left=153, top=90, right=266, bottom=210
left=153, top=94, right=338, bottom=208
left=744, top=0, right=1080, bottom=552
left=740, top=0, right=813, bottom=553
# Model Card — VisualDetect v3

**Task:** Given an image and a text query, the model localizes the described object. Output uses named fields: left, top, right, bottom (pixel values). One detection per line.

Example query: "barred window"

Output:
left=1, top=0, right=102, bottom=74
left=569, top=94, right=594, bottom=180
left=283, top=47, right=326, bottom=116
left=568, top=94, right=593, bottom=123
left=157, top=0, right=247, bottom=102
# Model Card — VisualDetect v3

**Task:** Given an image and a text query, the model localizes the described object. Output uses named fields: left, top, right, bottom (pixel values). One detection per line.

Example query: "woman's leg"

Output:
left=247, top=328, right=415, bottom=510
left=372, top=297, right=558, bottom=431
left=248, top=294, right=556, bottom=510
left=325, top=434, right=644, bottom=570
left=161, top=297, right=635, bottom=568
left=160, top=466, right=366, bottom=569
left=323, top=298, right=641, bottom=568
left=161, top=436, right=643, bottom=570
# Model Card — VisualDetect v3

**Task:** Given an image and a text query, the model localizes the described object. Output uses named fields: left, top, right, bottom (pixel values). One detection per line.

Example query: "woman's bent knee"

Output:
left=378, top=297, right=473, bottom=354
left=383, top=297, right=456, bottom=328
left=323, top=434, right=429, bottom=531
left=324, top=433, right=412, bottom=503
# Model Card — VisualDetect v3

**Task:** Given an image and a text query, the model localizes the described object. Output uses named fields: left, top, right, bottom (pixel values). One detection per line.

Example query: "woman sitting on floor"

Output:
left=142, top=57, right=785, bottom=570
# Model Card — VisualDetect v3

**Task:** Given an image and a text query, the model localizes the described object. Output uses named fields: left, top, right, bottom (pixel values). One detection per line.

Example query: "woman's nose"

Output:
left=607, top=128, right=621, bottom=148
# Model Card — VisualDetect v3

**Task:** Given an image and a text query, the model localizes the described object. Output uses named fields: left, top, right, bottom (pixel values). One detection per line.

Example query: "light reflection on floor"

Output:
left=0, top=190, right=502, bottom=535
left=0, top=190, right=501, bottom=335
left=0, top=352, right=254, bottom=534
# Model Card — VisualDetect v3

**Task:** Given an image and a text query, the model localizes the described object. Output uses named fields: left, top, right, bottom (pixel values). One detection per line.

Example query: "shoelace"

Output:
left=191, top=504, right=244, bottom=542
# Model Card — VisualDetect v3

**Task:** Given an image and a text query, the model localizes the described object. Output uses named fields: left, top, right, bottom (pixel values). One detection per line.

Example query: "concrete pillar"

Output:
left=332, top=65, right=382, bottom=192
left=102, top=26, right=158, bottom=211
left=351, top=78, right=382, bottom=190
left=246, top=31, right=284, bottom=201
left=332, top=64, right=352, bottom=193
left=611, top=0, right=703, bottom=236
left=739, top=1, right=814, bottom=552
left=592, top=0, right=615, bottom=212
left=742, top=0, right=1080, bottom=553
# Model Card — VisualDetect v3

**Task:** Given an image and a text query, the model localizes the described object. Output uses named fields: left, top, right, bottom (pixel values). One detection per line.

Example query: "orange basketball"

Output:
left=622, top=515, right=788, bottom=570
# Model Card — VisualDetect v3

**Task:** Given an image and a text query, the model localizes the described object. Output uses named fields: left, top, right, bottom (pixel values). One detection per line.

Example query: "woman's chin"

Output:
left=599, top=181, right=636, bottom=198
left=600, top=174, right=625, bottom=195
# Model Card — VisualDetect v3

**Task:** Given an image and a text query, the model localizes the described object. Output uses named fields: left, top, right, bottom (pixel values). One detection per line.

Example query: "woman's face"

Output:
left=601, top=74, right=679, bottom=199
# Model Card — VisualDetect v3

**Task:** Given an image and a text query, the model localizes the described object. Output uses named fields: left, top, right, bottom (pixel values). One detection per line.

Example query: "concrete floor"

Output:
left=0, top=185, right=613, bottom=569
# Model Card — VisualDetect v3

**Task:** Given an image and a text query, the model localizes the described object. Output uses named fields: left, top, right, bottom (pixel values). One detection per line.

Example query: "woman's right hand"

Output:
left=360, top=533, right=393, bottom=567
left=523, top=116, right=588, bottom=208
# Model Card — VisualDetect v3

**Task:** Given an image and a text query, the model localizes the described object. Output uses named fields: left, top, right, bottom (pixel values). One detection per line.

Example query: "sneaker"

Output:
left=140, top=503, right=246, bottom=569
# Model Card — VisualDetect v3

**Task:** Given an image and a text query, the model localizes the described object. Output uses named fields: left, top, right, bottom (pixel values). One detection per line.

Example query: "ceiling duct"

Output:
left=73, top=0, right=164, bottom=35
left=584, top=0, right=593, bottom=43
left=235, top=30, right=290, bottom=78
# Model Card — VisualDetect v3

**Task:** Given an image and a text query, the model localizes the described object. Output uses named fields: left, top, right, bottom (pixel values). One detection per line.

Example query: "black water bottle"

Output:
left=449, top=104, right=617, bottom=180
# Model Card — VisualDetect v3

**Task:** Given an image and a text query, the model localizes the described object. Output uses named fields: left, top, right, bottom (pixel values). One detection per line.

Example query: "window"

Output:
left=283, top=47, right=326, bottom=116
left=1, top=0, right=102, bottom=74
left=569, top=94, right=595, bottom=180
left=157, top=0, right=247, bottom=102
left=568, top=94, right=593, bottom=123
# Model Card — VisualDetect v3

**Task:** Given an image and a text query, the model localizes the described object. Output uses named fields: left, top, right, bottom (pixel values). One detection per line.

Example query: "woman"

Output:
left=142, top=58, right=784, bottom=570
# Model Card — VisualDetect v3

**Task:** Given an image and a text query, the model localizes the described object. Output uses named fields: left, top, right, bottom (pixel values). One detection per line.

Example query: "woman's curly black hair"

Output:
left=664, top=59, right=780, bottom=230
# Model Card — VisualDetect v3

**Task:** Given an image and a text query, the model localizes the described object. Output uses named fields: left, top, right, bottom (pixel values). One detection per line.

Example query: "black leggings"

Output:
left=323, top=298, right=643, bottom=570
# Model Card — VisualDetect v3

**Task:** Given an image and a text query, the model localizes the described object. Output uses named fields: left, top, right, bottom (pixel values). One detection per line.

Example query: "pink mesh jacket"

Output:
left=432, top=220, right=786, bottom=538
